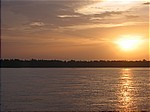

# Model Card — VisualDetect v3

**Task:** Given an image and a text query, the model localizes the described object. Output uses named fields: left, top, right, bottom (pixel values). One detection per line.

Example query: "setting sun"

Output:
left=115, top=35, right=143, bottom=51
left=1, top=0, right=149, bottom=60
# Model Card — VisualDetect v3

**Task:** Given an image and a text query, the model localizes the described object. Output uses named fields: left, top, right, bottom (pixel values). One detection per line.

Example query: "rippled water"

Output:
left=1, top=68, right=150, bottom=111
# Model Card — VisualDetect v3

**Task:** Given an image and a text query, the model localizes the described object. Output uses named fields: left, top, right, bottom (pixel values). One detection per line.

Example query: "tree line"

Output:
left=0, top=59, right=149, bottom=68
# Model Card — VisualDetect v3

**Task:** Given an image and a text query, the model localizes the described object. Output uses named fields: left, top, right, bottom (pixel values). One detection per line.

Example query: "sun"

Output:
left=115, top=35, right=143, bottom=51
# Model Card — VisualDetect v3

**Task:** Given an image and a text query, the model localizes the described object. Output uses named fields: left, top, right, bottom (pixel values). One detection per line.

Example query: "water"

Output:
left=1, top=68, right=150, bottom=111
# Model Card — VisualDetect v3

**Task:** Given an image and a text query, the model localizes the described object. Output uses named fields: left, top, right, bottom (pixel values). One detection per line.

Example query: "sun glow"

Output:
left=115, top=35, right=143, bottom=51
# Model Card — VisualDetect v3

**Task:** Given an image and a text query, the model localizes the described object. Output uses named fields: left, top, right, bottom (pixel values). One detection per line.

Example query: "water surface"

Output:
left=1, top=68, right=150, bottom=111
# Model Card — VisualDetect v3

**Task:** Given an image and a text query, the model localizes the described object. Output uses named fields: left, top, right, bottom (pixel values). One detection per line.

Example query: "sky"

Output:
left=1, top=0, right=150, bottom=60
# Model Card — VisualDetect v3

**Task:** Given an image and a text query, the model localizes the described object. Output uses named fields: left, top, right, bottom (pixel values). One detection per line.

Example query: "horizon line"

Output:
left=1, top=58, right=149, bottom=62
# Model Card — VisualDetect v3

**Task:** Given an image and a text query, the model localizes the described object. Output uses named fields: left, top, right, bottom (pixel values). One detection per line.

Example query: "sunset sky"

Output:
left=1, top=0, right=149, bottom=60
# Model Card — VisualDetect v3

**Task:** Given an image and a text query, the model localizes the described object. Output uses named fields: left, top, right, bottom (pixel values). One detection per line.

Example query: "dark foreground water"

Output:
left=1, top=68, right=150, bottom=111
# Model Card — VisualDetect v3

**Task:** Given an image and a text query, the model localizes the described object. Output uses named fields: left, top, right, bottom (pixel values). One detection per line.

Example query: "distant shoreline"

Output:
left=1, top=67, right=150, bottom=68
left=1, top=59, right=149, bottom=68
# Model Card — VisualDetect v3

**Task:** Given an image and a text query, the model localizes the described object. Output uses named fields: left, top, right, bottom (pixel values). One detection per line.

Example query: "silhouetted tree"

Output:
left=0, top=59, right=149, bottom=68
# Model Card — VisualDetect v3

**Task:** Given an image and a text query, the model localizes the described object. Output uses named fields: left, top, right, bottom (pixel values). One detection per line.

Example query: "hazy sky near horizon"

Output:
left=1, top=0, right=149, bottom=60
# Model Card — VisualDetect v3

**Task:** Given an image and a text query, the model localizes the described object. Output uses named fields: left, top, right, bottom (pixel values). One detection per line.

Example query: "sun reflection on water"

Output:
left=118, top=68, right=134, bottom=111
